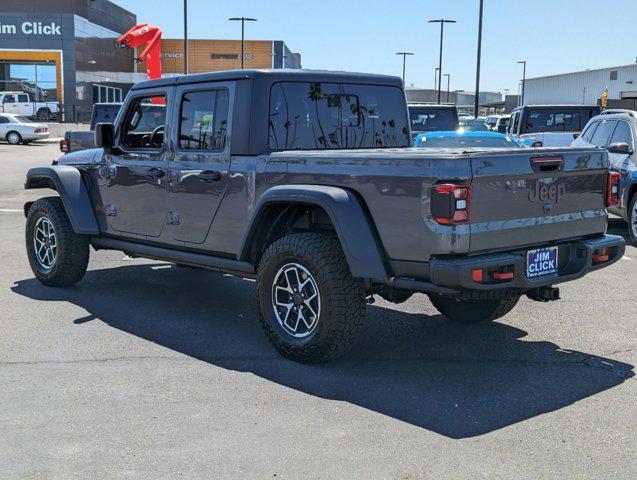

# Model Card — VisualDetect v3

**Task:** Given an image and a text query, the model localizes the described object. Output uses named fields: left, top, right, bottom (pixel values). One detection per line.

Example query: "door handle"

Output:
left=147, top=167, right=165, bottom=179
left=198, top=170, right=221, bottom=182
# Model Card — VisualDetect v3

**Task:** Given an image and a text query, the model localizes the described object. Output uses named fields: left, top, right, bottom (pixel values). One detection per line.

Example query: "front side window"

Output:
left=609, top=121, right=633, bottom=147
left=581, top=121, right=599, bottom=143
left=179, top=89, right=229, bottom=151
left=269, top=82, right=410, bottom=150
left=3, top=94, right=15, bottom=103
left=590, top=120, right=618, bottom=147
left=121, top=95, right=167, bottom=149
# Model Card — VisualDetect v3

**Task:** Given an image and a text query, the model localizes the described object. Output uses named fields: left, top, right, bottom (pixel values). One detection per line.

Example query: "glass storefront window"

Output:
left=0, top=61, right=58, bottom=103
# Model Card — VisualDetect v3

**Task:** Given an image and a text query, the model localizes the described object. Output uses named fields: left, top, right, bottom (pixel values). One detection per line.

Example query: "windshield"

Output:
left=416, top=134, right=517, bottom=148
left=409, top=107, right=457, bottom=132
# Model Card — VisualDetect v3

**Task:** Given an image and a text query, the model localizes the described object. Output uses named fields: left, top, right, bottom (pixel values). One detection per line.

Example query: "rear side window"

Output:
left=179, top=89, right=229, bottom=151
left=18, top=94, right=29, bottom=102
left=268, top=82, right=410, bottom=150
left=590, top=120, right=618, bottom=147
left=409, top=107, right=457, bottom=133
left=609, top=121, right=633, bottom=147
left=580, top=121, right=599, bottom=143
left=509, top=111, right=520, bottom=134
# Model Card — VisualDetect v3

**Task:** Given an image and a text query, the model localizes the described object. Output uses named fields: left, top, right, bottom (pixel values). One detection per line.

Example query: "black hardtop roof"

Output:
left=131, top=69, right=404, bottom=91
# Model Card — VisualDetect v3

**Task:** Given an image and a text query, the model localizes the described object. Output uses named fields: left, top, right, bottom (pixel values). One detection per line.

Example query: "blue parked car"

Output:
left=414, top=130, right=522, bottom=149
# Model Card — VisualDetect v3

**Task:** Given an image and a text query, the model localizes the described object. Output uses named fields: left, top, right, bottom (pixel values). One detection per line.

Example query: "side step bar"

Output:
left=91, top=237, right=255, bottom=277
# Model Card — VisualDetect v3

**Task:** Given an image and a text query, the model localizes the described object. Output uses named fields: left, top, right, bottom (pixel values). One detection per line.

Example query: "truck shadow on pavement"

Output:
left=12, top=264, right=634, bottom=439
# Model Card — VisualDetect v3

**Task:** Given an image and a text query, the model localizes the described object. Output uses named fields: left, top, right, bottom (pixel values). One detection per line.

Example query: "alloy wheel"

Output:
left=7, top=132, right=20, bottom=145
left=33, top=216, right=57, bottom=271
left=271, top=262, right=321, bottom=338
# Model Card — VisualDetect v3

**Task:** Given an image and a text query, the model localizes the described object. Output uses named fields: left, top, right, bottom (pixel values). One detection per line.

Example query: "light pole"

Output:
left=517, top=60, right=527, bottom=106
left=183, top=0, right=188, bottom=74
left=395, top=52, right=414, bottom=84
left=434, top=67, right=440, bottom=91
left=429, top=18, right=456, bottom=104
left=474, top=0, right=484, bottom=118
left=229, top=17, right=257, bottom=69
left=444, top=73, right=451, bottom=103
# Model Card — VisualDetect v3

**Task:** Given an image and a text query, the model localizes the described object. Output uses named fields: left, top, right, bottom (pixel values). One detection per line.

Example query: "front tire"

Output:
left=627, top=193, right=637, bottom=247
left=26, top=197, right=90, bottom=287
left=429, top=291, right=521, bottom=324
left=256, top=233, right=365, bottom=363
left=6, top=131, right=22, bottom=145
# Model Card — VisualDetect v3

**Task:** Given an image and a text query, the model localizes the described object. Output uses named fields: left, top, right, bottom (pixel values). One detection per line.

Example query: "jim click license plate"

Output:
left=526, top=246, right=558, bottom=278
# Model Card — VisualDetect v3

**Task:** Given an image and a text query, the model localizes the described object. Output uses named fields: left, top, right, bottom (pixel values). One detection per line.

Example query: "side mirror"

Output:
left=95, top=122, right=115, bottom=149
left=608, top=142, right=633, bottom=155
left=497, top=124, right=507, bottom=133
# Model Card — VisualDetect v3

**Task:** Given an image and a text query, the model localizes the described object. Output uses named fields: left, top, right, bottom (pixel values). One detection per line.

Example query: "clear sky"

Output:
left=112, top=0, right=637, bottom=95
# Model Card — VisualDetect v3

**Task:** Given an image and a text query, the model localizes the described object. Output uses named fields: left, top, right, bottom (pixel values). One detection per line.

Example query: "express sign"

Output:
left=0, top=21, right=61, bottom=36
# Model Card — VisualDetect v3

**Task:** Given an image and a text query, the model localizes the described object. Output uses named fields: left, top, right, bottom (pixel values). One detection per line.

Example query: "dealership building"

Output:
left=0, top=0, right=301, bottom=121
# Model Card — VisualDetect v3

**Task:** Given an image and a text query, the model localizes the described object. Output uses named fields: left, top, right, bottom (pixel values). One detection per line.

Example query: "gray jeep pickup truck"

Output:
left=23, top=69, right=625, bottom=363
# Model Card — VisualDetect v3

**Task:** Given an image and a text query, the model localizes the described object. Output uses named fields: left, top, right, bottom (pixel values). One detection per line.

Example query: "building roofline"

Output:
left=527, top=63, right=637, bottom=81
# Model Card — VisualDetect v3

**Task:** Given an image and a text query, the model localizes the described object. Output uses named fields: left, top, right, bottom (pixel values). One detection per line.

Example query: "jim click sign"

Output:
left=0, top=21, right=61, bottom=36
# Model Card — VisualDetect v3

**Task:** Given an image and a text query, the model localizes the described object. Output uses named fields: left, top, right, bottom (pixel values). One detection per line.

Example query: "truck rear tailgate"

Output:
left=469, top=148, right=608, bottom=253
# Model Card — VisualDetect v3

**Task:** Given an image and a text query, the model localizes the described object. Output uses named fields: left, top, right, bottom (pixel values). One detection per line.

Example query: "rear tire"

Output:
left=6, top=131, right=21, bottom=145
left=628, top=193, right=637, bottom=247
left=26, top=197, right=89, bottom=287
left=429, top=291, right=521, bottom=324
left=256, top=233, right=365, bottom=363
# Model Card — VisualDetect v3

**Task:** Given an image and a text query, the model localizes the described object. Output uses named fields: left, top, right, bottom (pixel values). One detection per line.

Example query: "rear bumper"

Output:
left=391, top=235, right=625, bottom=293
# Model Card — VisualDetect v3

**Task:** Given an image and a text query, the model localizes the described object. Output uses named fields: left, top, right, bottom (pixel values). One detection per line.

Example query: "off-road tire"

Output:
left=429, top=291, right=521, bottom=324
left=256, top=233, right=365, bottom=363
left=628, top=193, right=637, bottom=247
left=6, top=131, right=22, bottom=145
left=26, top=197, right=90, bottom=287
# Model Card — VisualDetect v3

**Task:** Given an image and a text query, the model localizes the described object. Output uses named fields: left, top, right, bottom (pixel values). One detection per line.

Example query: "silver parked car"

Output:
left=0, top=114, right=50, bottom=145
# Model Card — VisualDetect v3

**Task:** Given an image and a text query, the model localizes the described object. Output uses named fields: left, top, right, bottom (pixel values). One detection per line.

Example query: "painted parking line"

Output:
left=622, top=256, right=632, bottom=261
left=0, top=209, right=22, bottom=212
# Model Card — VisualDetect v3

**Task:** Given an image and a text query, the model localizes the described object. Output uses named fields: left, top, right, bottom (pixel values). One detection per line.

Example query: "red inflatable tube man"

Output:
left=116, top=23, right=163, bottom=80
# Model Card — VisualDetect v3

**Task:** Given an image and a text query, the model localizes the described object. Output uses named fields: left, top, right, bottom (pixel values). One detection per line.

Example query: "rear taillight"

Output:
left=60, top=139, right=69, bottom=153
left=606, top=170, right=621, bottom=207
left=431, top=183, right=471, bottom=225
left=34, top=128, right=47, bottom=133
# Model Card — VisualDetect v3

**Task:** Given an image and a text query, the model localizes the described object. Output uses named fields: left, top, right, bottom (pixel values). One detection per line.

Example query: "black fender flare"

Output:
left=238, top=185, right=388, bottom=280
left=24, top=166, right=100, bottom=235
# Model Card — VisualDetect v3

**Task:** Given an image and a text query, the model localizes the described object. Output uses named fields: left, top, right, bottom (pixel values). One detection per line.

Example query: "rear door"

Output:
left=104, top=89, right=171, bottom=238
left=469, top=148, right=608, bottom=253
left=165, top=82, right=233, bottom=244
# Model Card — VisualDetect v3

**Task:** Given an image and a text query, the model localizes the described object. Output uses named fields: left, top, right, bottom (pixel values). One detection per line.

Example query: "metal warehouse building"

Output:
left=524, top=63, right=637, bottom=109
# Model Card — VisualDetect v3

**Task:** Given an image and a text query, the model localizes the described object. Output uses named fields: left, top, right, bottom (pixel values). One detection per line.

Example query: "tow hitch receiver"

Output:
left=526, top=286, right=560, bottom=302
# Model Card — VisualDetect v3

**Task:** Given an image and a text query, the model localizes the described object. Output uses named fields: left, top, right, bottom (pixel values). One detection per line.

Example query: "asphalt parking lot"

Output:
left=1, top=140, right=635, bottom=479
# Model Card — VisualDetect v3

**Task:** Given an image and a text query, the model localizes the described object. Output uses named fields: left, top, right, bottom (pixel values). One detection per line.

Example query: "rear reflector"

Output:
left=607, top=170, right=622, bottom=207
left=592, top=248, right=610, bottom=263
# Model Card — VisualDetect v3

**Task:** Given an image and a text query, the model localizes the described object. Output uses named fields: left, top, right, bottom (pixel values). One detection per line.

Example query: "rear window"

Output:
left=524, top=108, right=598, bottom=134
left=409, top=107, right=457, bottom=133
left=416, top=135, right=517, bottom=148
left=268, top=82, right=410, bottom=150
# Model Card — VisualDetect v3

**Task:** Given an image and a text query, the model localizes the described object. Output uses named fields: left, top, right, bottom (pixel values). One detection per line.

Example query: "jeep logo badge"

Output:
left=528, top=181, right=566, bottom=204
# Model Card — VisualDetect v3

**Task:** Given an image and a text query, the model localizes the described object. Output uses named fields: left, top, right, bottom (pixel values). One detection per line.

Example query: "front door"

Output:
left=104, top=90, right=171, bottom=238
left=165, top=83, right=233, bottom=244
